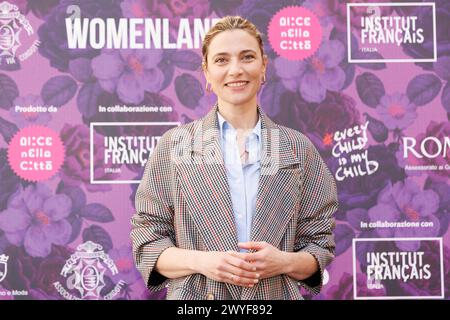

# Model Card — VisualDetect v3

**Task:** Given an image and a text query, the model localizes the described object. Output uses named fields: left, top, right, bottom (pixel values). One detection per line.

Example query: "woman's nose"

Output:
left=227, top=60, right=243, bottom=76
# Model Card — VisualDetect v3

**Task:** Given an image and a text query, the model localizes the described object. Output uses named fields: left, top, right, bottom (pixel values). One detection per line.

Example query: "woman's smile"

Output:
left=225, top=80, right=250, bottom=90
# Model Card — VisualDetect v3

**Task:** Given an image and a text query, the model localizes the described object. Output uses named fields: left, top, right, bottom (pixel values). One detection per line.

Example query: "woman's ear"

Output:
left=262, top=54, right=269, bottom=73
left=202, top=62, right=210, bottom=83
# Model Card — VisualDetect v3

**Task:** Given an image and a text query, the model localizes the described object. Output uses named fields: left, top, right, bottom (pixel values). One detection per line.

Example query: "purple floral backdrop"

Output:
left=0, top=0, right=448, bottom=300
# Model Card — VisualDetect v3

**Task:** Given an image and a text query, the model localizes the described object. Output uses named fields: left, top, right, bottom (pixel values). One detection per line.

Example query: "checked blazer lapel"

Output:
left=250, top=108, right=301, bottom=246
left=175, top=104, right=242, bottom=299
left=241, top=107, right=302, bottom=300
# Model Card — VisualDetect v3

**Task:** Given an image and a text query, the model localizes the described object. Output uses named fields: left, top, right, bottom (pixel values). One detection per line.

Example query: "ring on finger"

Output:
left=230, top=274, right=235, bottom=281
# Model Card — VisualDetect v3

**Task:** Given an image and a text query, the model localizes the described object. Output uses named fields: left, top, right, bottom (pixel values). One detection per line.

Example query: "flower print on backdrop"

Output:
left=367, top=178, right=441, bottom=251
left=91, top=49, right=164, bottom=104
left=9, top=95, right=52, bottom=128
left=38, top=0, right=122, bottom=72
left=275, top=40, right=346, bottom=103
left=393, top=241, right=450, bottom=298
left=302, top=0, right=393, bottom=32
left=402, top=0, right=450, bottom=69
left=60, top=124, right=120, bottom=192
left=332, top=144, right=406, bottom=220
left=424, top=177, right=450, bottom=237
left=0, top=184, right=72, bottom=258
left=273, top=91, right=361, bottom=154
left=109, top=245, right=142, bottom=299
left=0, top=149, right=20, bottom=212
left=0, top=244, right=72, bottom=300
left=121, top=0, right=212, bottom=38
left=376, top=93, right=417, bottom=132
left=8, top=0, right=61, bottom=20
left=55, top=180, right=115, bottom=246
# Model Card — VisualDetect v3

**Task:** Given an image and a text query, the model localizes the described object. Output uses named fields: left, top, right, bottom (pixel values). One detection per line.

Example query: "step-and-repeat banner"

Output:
left=0, top=0, right=448, bottom=300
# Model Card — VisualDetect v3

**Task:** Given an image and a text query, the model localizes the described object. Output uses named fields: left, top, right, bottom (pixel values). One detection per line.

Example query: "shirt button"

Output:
left=206, top=293, right=215, bottom=300
left=237, top=214, right=243, bottom=219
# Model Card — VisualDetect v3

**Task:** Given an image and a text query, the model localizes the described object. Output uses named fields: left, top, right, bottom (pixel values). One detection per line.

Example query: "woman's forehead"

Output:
left=208, top=29, right=259, bottom=55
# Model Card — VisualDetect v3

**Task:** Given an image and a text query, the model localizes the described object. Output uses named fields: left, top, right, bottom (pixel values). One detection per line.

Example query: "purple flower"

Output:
left=326, top=272, right=386, bottom=299
left=108, top=245, right=141, bottom=286
left=424, top=177, right=450, bottom=237
left=368, top=178, right=440, bottom=250
left=275, top=40, right=345, bottom=103
left=92, top=49, right=164, bottom=104
left=10, top=95, right=52, bottom=128
left=60, top=124, right=119, bottom=192
left=273, top=90, right=360, bottom=154
left=38, top=0, right=122, bottom=72
left=376, top=93, right=417, bottom=131
left=311, top=92, right=360, bottom=146
left=0, top=184, right=72, bottom=258
left=402, top=0, right=450, bottom=69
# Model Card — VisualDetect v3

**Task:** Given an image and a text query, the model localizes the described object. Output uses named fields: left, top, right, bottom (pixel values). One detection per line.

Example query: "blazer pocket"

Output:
left=279, top=162, right=301, bottom=170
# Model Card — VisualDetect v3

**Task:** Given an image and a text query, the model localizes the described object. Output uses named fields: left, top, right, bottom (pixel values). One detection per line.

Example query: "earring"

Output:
left=205, top=82, right=212, bottom=92
left=261, top=74, right=266, bottom=85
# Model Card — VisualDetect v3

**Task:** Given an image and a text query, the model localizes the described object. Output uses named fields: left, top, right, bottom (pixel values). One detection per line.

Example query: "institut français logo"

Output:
left=54, top=241, right=125, bottom=300
left=0, top=1, right=40, bottom=67
left=0, top=254, right=8, bottom=283
left=347, top=2, right=436, bottom=63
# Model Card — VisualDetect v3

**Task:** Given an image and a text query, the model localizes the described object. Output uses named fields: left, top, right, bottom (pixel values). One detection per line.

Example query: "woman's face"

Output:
left=203, top=29, right=267, bottom=109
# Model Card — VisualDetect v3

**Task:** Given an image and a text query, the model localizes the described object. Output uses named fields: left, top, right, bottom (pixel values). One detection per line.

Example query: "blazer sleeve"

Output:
left=294, top=137, right=338, bottom=295
left=131, top=131, right=177, bottom=292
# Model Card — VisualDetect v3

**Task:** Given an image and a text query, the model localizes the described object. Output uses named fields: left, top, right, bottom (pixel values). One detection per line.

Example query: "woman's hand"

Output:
left=236, top=241, right=290, bottom=279
left=197, top=251, right=260, bottom=287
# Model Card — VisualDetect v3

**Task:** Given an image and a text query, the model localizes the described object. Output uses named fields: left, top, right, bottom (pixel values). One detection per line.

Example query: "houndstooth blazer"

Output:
left=131, top=104, right=338, bottom=300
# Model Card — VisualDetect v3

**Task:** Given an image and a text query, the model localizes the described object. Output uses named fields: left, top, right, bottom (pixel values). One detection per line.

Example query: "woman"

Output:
left=131, top=16, right=338, bottom=300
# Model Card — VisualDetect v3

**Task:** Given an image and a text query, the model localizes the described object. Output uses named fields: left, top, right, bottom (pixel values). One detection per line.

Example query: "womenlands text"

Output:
left=65, top=18, right=220, bottom=49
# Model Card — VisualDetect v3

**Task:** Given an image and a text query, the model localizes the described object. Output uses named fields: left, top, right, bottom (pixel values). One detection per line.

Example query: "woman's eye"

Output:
left=243, top=55, right=255, bottom=60
left=215, top=57, right=226, bottom=63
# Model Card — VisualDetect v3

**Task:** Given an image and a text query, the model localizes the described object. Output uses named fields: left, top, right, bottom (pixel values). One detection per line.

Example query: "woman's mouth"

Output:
left=225, top=81, right=249, bottom=88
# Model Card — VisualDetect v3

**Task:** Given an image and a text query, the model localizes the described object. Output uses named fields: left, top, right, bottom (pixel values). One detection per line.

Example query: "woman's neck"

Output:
left=216, top=99, right=259, bottom=130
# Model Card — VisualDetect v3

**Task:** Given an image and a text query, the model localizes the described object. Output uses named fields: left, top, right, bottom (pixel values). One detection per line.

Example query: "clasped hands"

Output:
left=200, top=241, right=289, bottom=287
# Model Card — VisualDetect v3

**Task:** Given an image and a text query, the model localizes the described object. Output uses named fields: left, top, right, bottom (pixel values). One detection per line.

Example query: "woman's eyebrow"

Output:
left=211, top=49, right=257, bottom=59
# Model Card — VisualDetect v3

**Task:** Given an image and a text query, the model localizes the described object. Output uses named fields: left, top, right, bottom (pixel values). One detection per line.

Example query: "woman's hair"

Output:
left=202, top=16, right=265, bottom=68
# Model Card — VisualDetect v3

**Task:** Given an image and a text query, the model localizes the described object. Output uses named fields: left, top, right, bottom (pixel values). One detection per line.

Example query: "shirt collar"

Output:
left=217, top=110, right=261, bottom=140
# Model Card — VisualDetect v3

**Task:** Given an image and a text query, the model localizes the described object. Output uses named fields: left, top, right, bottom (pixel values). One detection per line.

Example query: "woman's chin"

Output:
left=218, top=94, right=257, bottom=107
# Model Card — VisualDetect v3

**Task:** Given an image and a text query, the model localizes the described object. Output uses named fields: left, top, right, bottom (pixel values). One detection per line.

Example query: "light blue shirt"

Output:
left=217, top=111, right=261, bottom=248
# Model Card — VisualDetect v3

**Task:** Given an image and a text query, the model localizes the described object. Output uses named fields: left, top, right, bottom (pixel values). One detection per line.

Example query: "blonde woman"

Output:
left=131, top=16, right=338, bottom=300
